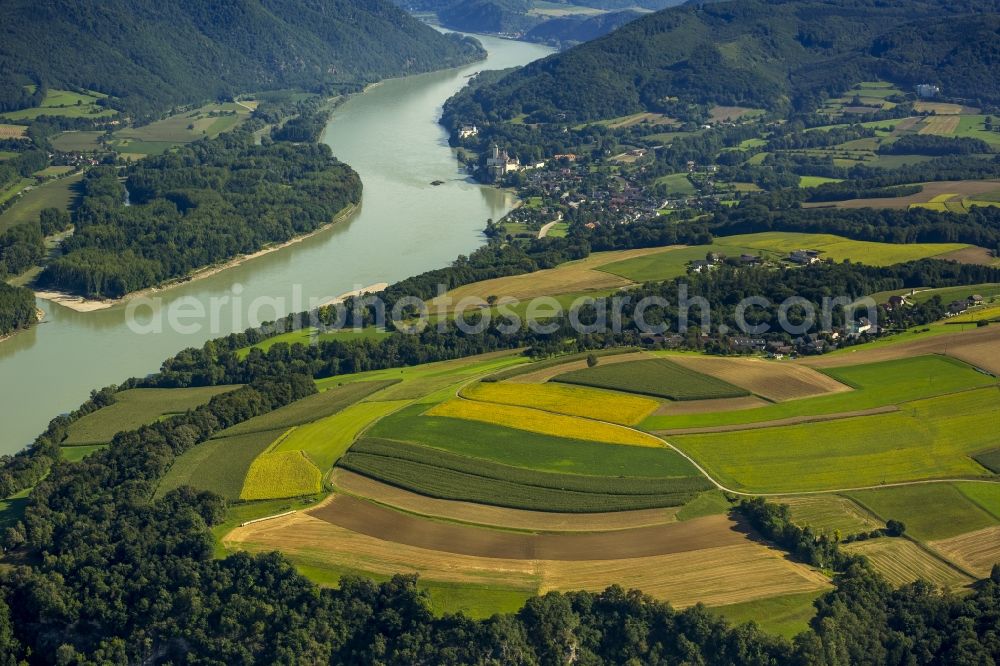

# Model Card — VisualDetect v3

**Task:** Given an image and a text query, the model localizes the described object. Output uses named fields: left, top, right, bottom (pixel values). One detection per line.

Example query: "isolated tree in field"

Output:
left=586, top=353, right=599, bottom=368
left=885, top=519, right=906, bottom=537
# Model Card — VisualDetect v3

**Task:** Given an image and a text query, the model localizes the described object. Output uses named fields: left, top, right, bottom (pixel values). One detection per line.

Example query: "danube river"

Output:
left=0, top=35, right=554, bottom=454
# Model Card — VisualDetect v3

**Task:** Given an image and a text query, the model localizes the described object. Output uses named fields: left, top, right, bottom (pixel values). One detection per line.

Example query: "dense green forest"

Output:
left=36, top=132, right=361, bottom=299
left=0, top=0, right=484, bottom=119
left=442, top=0, right=1000, bottom=124
left=0, top=282, right=34, bottom=337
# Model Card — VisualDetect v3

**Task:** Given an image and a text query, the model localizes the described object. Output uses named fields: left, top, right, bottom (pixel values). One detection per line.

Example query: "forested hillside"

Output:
left=446, top=0, right=1000, bottom=123
left=0, top=0, right=484, bottom=119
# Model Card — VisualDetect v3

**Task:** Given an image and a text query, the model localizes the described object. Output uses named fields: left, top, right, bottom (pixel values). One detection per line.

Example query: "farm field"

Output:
left=930, top=526, right=1000, bottom=578
left=670, top=387, right=1000, bottom=492
left=156, top=428, right=288, bottom=500
left=270, top=399, right=410, bottom=470
left=226, top=509, right=830, bottom=609
left=0, top=172, right=83, bottom=233
left=368, top=404, right=696, bottom=477
left=63, top=385, right=240, bottom=445
left=495, top=349, right=646, bottom=383
left=219, top=380, right=396, bottom=438
left=711, top=590, right=824, bottom=639
left=234, top=326, right=391, bottom=359
left=643, top=354, right=995, bottom=430
left=461, top=381, right=659, bottom=425
left=956, top=482, right=1000, bottom=518
left=842, top=539, right=972, bottom=589
left=554, top=357, right=749, bottom=401
left=847, top=484, right=999, bottom=541
left=240, top=451, right=323, bottom=500
left=60, top=444, right=107, bottom=462
left=0, top=488, right=30, bottom=532
left=330, top=469, right=682, bottom=531
left=0, top=124, right=26, bottom=139
left=112, top=102, right=252, bottom=151
left=338, top=438, right=711, bottom=512
left=49, top=131, right=104, bottom=152
left=664, top=355, right=851, bottom=402
left=429, top=247, right=681, bottom=308
left=1, top=88, right=116, bottom=121
left=427, top=399, right=664, bottom=447
left=802, top=180, right=1000, bottom=210
left=780, top=495, right=884, bottom=536
left=802, top=321, right=1000, bottom=375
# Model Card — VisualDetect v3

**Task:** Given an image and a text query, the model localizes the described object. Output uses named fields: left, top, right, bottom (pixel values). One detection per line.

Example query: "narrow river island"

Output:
left=0, top=35, right=555, bottom=455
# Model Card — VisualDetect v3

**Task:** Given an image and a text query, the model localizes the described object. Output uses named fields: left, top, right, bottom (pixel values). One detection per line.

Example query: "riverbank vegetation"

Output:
left=36, top=132, right=361, bottom=299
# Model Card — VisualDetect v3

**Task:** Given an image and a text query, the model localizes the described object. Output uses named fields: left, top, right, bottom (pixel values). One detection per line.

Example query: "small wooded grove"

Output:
left=36, top=132, right=361, bottom=299
left=0, top=282, right=34, bottom=337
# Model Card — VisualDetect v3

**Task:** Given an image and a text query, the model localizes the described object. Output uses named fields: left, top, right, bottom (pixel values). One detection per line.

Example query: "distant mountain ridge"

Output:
left=0, top=0, right=484, bottom=119
left=445, top=0, right=1000, bottom=124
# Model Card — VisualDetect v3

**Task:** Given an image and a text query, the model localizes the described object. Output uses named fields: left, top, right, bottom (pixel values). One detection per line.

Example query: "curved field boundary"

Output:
left=654, top=405, right=899, bottom=435
left=461, top=381, right=660, bottom=426
left=309, top=494, right=748, bottom=561
left=500, top=351, right=650, bottom=384
left=330, top=469, right=682, bottom=532
left=666, top=355, right=852, bottom=402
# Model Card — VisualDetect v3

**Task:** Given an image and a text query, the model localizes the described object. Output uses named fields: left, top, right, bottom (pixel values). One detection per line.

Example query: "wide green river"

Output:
left=0, top=35, right=554, bottom=454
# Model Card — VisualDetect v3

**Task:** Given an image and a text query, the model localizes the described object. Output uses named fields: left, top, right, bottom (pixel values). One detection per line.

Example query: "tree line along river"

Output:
left=0, top=35, right=555, bottom=455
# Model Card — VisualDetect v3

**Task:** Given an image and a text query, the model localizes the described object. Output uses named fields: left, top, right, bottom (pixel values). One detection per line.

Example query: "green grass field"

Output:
left=711, top=590, right=824, bottom=639
left=799, top=176, right=844, bottom=188
left=219, top=380, right=396, bottom=438
left=112, top=102, right=251, bottom=151
left=157, top=428, right=287, bottom=500
left=671, top=387, right=1000, bottom=493
left=50, top=131, right=105, bottom=152
left=655, top=172, right=697, bottom=195
left=338, top=438, right=711, bottom=513
left=60, top=444, right=107, bottom=462
left=554, top=358, right=750, bottom=401
left=270, top=399, right=409, bottom=471
left=63, top=386, right=241, bottom=445
left=972, top=449, right=1000, bottom=474
left=674, top=489, right=733, bottom=521
left=369, top=404, right=697, bottom=478
left=848, top=483, right=999, bottom=541
left=643, top=355, right=994, bottom=430
left=956, top=482, right=1000, bottom=519
left=0, top=172, right=83, bottom=233
left=1, top=89, right=116, bottom=121
left=0, top=487, right=30, bottom=532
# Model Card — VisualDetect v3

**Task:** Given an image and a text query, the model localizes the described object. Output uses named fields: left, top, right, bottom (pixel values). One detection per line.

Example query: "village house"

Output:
left=458, top=125, right=478, bottom=139
left=788, top=249, right=820, bottom=265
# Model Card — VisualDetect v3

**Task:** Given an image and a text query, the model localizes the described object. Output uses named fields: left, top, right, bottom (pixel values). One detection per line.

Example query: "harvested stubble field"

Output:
left=843, top=539, right=972, bottom=589
left=463, top=381, right=659, bottom=425
left=802, top=324, right=1000, bottom=375
left=311, top=495, right=741, bottom=560
left=918, top=115, right=961, bottom=135
left=0, top=124, right=26, bottom=138
left=931, top=526, right=1000, bottom=578
left=554, top=358, right=750, bottom=401
left=331, top=469, right=682, bottom=532
left=63, top=385, right=240, bottom=445
left=368, top=405, right=696, bottom=477
left=779, top=495, right=883, bottom=535
left=429, top=247, right=680, bottom=308
left=226, top=510, right=830, bottom=608
left=240, top=450, right=323, bottom=500
left=653, top=395, right=769, bottom=415
left=427, top=399, right=664, bottom=447
left=666, top=355, right=850, bottom=401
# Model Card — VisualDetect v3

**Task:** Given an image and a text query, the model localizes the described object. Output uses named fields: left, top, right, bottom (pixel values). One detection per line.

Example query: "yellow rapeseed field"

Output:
left=463, top=382, right=659, bottom=425
left=240, top=450, right=323, bottom=500
left=427, top=399, right=663, bottom=448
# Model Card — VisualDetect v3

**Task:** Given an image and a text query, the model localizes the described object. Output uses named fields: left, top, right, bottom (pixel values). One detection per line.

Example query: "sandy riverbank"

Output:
left=34, top=204, right=359, bottom=313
